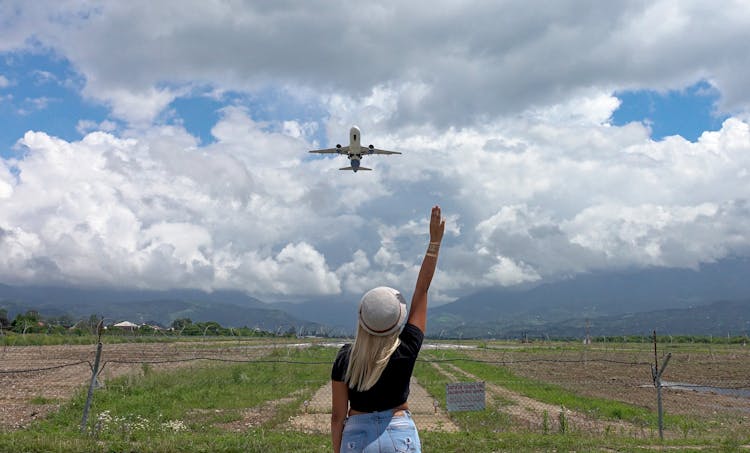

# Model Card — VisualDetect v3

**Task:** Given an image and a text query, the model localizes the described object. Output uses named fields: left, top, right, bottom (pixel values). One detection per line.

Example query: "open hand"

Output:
left=430, top=205, right=445, bottom=244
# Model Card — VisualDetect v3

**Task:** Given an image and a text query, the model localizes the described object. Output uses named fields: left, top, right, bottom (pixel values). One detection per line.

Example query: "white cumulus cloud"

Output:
left=1, top=1, right=749, bottom=303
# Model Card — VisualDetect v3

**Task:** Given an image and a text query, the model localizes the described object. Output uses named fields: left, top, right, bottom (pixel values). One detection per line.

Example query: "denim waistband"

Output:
left=346, top=409, right=412, bottom=425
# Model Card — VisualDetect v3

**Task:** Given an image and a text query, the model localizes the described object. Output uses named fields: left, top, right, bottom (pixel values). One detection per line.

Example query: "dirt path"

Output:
left=431, top=361, right=654, bottom=438
left=213, top=388, right=307, bottom=432
left=288, top=377, right=459, bottom=433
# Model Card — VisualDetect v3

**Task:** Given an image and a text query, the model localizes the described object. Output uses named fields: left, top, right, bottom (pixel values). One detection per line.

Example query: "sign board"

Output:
left=446, top=382, right=485, bottom=412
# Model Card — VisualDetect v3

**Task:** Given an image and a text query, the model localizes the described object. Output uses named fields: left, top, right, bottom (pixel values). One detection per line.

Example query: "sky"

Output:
left=1, top=1, right=749, bottom=304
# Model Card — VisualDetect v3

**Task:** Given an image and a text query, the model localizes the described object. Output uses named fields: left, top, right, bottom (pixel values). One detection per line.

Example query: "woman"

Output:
left=331, top=205, right=445, bottom=453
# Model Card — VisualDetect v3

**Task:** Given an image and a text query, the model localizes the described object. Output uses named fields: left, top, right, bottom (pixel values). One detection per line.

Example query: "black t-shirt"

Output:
left=331, top=323, right=424, bottom=412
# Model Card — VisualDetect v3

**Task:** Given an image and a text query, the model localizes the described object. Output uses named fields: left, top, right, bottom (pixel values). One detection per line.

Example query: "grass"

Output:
left=414, top=358, right=517, bottom=437
left=412, top=357, right=746, bottom=452
left=423, top=349, right=660, bottom=425
left=419, top=349, right=750, bottom=445
left=2, top=341, right=748, bottom=452
left=28, top=396, right=58, bottom=405
left=0, top=345, right=336, bottom=452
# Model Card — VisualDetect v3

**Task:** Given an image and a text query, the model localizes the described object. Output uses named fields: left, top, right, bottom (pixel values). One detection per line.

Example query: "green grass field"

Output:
left=1, top=341, right=748, bottom=452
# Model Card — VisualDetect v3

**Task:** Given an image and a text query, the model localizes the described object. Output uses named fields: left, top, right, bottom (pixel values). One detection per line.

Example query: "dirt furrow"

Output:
left=287, top=377, right=458, bottom=433
left=435, top=361, right=654, bottom=438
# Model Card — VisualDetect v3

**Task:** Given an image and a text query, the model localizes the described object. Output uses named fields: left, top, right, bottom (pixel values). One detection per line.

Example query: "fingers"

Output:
left=430, top=206, right=443, bottom=227
left=430, top=206, right=445, bottom=243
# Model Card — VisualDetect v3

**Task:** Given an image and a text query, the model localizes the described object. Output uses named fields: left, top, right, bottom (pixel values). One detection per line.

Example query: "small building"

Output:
left=113, top=321, right=139, bottom=331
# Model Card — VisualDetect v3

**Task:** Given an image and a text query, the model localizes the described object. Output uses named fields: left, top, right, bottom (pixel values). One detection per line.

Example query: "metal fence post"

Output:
left=80, top=321, right=104, bottom=434
left=652, top=352, right=672, bottom=440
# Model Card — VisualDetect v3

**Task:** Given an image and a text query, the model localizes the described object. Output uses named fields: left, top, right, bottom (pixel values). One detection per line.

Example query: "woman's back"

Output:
left=331, top=323, right=423, bottom=412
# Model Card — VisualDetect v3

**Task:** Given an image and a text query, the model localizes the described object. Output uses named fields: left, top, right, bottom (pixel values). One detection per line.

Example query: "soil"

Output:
left=431, top=361, right=650, bottom=437
left=461, top=344, right=750, bottom=437
left=286, top=377, right=459, bottom=434
left=0, top=340, right=272, bottom=430
left=2, top=341, right=748, bottom=439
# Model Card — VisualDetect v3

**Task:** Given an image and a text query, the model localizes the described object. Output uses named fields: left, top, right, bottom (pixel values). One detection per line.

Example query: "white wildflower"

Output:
left=162, top=419, right=187, bottom=432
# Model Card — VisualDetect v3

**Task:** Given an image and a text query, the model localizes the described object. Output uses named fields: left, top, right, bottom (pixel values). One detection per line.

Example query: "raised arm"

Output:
left=407, top=205, right=445, bottom=333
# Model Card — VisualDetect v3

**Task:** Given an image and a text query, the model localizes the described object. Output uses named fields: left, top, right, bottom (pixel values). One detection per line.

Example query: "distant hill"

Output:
left=449, top=299, right=750, bottom=339
left=541, top=300, right=750, bottom=338
left=275, top=295, right=358, bottom=331
left=427, top=258, right=750, bottom=337
left=0, top=285, right=321, bottom=333
left=3, top=257, right=750, bottom=338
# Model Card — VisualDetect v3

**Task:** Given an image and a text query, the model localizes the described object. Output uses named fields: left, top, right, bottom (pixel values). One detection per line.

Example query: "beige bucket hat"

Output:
left=358, top=286, right=408, bottom=336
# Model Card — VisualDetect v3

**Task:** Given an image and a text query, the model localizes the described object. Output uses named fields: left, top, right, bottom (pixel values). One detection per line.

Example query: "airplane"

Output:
left=308, top=126, right=401, bottom=172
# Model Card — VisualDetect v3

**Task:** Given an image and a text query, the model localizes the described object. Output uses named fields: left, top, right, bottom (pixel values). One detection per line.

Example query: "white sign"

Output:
left=446, top=382, right=486, bottom=412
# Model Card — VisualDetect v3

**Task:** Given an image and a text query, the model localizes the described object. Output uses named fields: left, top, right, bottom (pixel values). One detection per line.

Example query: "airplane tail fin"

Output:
left=339, top=166, right=372, bottom=171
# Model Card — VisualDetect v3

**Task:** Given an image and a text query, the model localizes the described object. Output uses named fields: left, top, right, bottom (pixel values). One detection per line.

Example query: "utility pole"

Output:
left=584, top=318, right=591, bottom=345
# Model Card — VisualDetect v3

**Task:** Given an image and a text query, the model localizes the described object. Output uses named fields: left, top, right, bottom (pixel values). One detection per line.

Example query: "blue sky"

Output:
left=0, top=1, right=749, bottom=301
left=0, top=52, right=109, bottom=157
left=0, top=53, right=331, bottom=155
left=611, top=81, right=727, bottom=142
left=1, top=53, right=728, bottom=158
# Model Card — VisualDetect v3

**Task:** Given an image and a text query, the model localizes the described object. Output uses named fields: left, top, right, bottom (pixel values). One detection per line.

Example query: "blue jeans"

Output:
left=340, top=409, right=421, bottom=453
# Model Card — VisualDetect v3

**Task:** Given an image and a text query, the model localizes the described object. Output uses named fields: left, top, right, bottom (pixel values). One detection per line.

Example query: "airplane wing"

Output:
left=309, top=146, right=348, bottom=154
left=368, top=147, right=401, bottom=155
left=340, top=166, right=372, bottom=171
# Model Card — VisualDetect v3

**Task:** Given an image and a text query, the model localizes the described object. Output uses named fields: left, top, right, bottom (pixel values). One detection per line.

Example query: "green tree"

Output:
left=171, top=318, right=193, bottom=331
left=138, top=324, right=155, bottom=334
left=181, top=323, right=201, bottom=336
left=11, top=310, right=43, bottom=334
left=196, top=321, right=222, bottom=336
left=81, top=314, right=102, bottom=335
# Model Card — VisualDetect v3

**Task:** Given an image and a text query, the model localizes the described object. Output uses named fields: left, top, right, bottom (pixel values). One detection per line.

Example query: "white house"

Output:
left=113, top=321, right=139, bottom=331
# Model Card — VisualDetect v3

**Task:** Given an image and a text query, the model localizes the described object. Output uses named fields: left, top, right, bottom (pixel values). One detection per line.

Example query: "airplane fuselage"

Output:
left=347, top=126, right=363, bottom=160
left=344, top=126, right=372, bottom=172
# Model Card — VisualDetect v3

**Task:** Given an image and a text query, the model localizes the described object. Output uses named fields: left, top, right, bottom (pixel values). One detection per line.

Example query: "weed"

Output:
left=29, top=396, right=57, bottom=405
left=558, top=406, right=568, bottom=434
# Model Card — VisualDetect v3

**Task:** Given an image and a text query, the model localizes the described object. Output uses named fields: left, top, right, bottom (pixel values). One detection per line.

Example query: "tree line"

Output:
left=0, top=308, right=278, bottom=338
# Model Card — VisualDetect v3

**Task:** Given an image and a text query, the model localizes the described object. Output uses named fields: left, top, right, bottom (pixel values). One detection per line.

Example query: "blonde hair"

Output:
left=345, top=324, right=401, bottom=392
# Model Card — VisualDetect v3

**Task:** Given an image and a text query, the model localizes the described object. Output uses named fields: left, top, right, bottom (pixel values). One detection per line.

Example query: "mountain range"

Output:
left=425, top=257, right=750, bottom=337
left=0, top=285, right=323, bottom=333
left=2, top=257, right=750, bottom=338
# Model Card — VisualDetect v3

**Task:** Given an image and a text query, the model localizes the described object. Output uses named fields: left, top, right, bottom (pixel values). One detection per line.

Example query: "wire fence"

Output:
left=1, top=337, right=749, bottom=441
